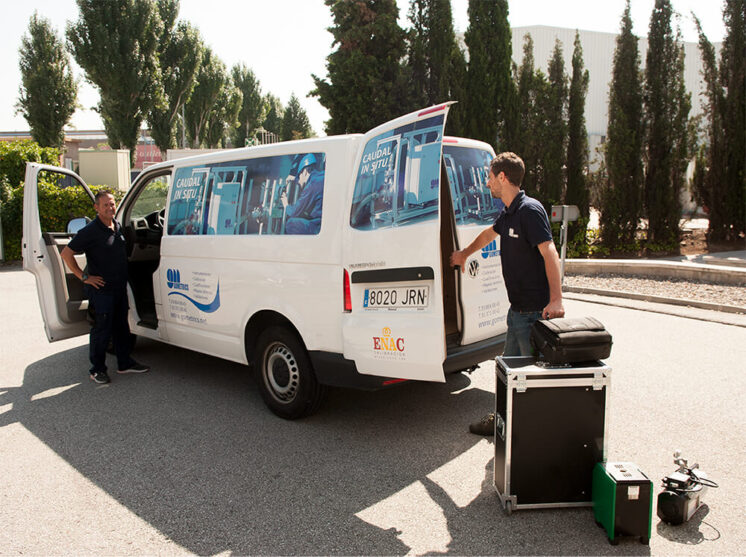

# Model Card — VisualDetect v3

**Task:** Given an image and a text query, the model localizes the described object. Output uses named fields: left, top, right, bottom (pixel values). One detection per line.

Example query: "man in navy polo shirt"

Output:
left=450, top=152, right=564, bottom=435
left=61, top=190, right=149, bottom=384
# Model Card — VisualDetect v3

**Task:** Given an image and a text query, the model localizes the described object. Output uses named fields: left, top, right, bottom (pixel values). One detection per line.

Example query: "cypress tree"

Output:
left=17, top=13, right=78, bottom=149
left=600, top=0, right=643, bottom=251
left=311, top=0, right=409, bottom=134
left=405, top=0, right=467, bottom=135
left=643, top=0, right=691, bottom=249
left=542, top=39, right=568, bottom=210
left=514, top=34, right=547, bottom=199
left=281, top=94, right=313, bottom=141
left=566, top=31, right=590, bottom=254
left=694, top=1, right=746, bottom=243
left=464, top=0, right=516, bottom=149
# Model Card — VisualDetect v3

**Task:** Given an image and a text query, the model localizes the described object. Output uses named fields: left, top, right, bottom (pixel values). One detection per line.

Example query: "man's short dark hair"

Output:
left=94, top=189, right=115, bottom=204
left=490, top=152, right=525, bottom=187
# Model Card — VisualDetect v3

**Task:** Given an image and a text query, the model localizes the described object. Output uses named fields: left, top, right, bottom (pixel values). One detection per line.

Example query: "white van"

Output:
left=23, top=104, right=510, bottom=418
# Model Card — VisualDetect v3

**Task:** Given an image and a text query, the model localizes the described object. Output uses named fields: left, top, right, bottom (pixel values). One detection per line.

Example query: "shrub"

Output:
left=2, top=179, right=121, bottom=261
left=0, top=140, right=61, bottom=188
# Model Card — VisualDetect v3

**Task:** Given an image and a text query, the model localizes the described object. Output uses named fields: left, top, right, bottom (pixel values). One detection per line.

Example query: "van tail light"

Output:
left=343, top=269, right=352, bottom=312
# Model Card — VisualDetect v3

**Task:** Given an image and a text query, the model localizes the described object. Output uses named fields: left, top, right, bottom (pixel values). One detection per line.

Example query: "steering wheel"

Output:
left=157, top=208, right=166, bottom=229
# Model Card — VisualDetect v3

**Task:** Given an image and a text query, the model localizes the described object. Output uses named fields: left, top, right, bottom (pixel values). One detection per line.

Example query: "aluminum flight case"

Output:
left=493, top=356, right=611, bottom=514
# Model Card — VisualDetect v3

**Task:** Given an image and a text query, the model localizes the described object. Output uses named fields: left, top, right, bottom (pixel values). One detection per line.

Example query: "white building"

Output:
left=510, top=25, right=716, bottom=163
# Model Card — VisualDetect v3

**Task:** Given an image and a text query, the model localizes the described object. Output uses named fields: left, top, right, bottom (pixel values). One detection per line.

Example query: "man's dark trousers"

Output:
left=89, top=287, right=134, bottom=373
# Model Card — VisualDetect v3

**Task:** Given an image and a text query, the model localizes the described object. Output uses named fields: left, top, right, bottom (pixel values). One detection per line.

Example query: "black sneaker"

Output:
left=90, top=371, right=110, bottom=384
left=469, top=412, right=495, bottom=436
left=117, top=362, right=150, bottom=374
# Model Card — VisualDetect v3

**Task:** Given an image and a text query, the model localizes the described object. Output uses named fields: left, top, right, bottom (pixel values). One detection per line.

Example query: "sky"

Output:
left=1, top=0, right=727, bottom=137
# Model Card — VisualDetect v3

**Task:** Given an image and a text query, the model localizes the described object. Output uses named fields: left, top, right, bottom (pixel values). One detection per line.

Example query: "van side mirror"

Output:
left=67, top=217, right=90, bottom=235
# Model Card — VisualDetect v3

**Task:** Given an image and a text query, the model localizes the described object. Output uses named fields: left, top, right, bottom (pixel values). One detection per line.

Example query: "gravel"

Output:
left=564, top=273, right=746, bottom=309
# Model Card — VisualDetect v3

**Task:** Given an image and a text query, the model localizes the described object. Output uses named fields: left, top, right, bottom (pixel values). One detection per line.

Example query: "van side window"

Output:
left=350, top=114, right=444, bottom=230
left=443, top=146, right=504, bottom=225
left=167, top=153, right=325, bottom=236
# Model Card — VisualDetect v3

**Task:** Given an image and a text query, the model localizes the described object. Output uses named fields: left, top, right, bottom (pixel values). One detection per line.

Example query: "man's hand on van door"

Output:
left=542, top=299, right=565, bottom=320
left=450, top=250, right=468, bottom=272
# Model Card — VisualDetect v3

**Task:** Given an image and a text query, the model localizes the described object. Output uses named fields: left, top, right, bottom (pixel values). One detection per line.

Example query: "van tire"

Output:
left=253, top=326, right=327, bottom=419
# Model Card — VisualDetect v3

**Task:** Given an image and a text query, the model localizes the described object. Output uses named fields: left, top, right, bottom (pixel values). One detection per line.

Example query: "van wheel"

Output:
left=253, top=326, right=327, bottom=419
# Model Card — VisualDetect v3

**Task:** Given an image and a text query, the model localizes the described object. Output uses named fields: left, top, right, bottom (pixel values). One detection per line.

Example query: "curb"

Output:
left=563, top=285, right=746, bottom=315
left=565, top=258, right=746, bottom=285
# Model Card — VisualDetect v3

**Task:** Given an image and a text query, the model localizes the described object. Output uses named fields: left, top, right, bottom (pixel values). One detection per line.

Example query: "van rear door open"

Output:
left=342, top=105, right=451, bottom=382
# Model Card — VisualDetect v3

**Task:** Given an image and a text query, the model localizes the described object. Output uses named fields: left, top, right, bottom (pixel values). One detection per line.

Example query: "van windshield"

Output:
left=444, top=145, right=504, bottom=225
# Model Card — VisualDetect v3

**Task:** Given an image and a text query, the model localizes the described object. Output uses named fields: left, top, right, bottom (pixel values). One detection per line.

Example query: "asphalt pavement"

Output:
left=1, top=266, right=744, bottom=556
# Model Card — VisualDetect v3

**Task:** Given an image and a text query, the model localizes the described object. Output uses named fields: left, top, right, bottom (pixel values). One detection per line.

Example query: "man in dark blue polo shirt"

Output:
left=61, top=190, right=149, bottom=384
left=450, top=152, right=564, bottom=435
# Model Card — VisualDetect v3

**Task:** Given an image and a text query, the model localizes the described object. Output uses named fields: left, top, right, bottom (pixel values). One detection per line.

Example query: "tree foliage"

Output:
left=183, top=46, right=241, bottom=148
left=566, top=31, right=589, bottom=217
left=148, top=0, right=202, bottom=154
left=693, top=0, right=746, bottom=242
left=643, top=0, right=691, bottom=248
left=231, top=64, right=265, bottom=147
left=600, top=1, right=644, bottom=250
left=541, top=39, right=568, bottom=209
left=513, top=35, right=547, bottom=197
left=67, top=0, right=164, bottom=164
left=311, top=0, right=410, bottom=134
left=463, top=0, right=516, bottom=149
left=261, top=94, right=284, bottom=139
left=281, top=94, right=313, bottom=141
left=566, top=31, right=590, bottom=255
left=405, top=0, right=466, bottom=134
left=16, top=13, right=78, bottom=148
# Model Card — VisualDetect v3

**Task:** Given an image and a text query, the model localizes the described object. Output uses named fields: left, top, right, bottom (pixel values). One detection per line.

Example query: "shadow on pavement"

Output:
left=1, top=338, right=649, bottom=555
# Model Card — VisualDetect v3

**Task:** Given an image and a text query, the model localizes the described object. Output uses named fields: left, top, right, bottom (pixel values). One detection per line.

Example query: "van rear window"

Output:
left=443, top=146, right=504, bottom=225
left=350, top=115, right=444, bottom=230
left=167, top=153, right=325, bottom=235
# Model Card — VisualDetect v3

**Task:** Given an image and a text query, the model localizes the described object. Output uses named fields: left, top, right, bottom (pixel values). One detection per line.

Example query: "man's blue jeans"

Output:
left=503, top=308, right=542, bottom=357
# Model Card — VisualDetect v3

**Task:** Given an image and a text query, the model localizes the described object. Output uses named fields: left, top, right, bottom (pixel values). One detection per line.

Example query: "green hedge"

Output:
left=2, top=180, right=122, bottom=261
left=0, top=140, right=61, bottom=188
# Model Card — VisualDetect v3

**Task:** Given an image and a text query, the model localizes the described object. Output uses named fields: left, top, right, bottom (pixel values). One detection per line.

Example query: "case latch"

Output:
left=592, top=371, right=605, bottom=390
left=515, top=374, right=527, bottom=393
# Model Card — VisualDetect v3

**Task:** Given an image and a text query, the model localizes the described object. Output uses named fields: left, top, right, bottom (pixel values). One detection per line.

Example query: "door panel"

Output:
left=443, top=141, right=510, bottom=345
left=22, top=164, right=95, bottom=341
left=343, top=104, right=452, bottom=382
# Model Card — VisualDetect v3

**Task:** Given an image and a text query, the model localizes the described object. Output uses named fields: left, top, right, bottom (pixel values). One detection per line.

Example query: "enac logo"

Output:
left=373, top=327, right=405, bottom=352
left=481, top=240, right=500, bottom=259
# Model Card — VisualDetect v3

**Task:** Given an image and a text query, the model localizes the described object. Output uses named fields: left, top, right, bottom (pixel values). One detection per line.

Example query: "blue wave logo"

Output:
left=166, top=268, right=189, bottom=291
left=168, top=282, right=221, bottom=313
left=481, top=240, right=500, bottom=259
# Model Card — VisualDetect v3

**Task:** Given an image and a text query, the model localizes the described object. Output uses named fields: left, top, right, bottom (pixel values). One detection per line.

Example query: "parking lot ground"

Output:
left=1, top=266, right=744, bottom=556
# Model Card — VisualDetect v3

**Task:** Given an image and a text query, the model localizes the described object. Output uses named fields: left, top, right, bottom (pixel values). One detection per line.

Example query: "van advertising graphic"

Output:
left=167, top=153, right=325, bottom=236
left=372, top=327, right=406, bottom=361
left=350, top=115, right=444, bottom=230
left=166, top=268, right=220, bottom=325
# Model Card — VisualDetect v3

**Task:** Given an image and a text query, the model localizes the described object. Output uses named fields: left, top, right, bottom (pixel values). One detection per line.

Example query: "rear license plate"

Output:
left=363, top=286, right=429, bottom=310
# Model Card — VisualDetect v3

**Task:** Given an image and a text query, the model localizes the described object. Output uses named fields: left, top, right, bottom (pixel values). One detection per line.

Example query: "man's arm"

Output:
left=449, top=226, right=498, bottom=273
left=537, top=240, right=564, bottom=319
left=60, top=246, right=104, bottom=289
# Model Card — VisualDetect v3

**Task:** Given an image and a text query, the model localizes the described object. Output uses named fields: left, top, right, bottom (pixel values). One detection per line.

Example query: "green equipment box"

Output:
left=592, top=462, right=653, bottom=545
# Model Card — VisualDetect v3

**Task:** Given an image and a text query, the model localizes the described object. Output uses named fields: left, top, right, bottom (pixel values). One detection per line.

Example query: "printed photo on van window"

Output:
left=167, top=153, right=325, bottom=236
left=443, top=145, right=505, bottom=225
left=350, top=114, right=444, bottom=230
